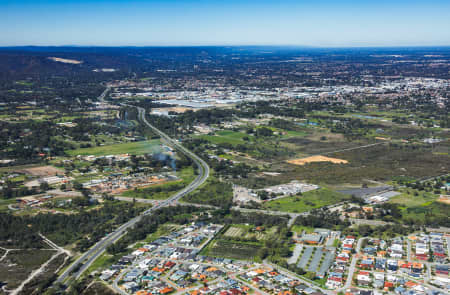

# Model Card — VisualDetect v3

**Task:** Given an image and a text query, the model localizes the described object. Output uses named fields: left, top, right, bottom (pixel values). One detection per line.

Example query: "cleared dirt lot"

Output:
left=437, top=195, right=450, bottom=205
left=287, top=155, right=348, bottom=165
left=18, top=166, right=64, bottom=176
left=48, top=57, right=82, bottom=64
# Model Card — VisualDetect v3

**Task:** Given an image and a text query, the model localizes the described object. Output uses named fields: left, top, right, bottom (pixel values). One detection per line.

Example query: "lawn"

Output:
left=263, top=188, right=350, bottom=213
left=291, top=225, right=315, bottom=234
left=66, top=139, right=162, bottom=156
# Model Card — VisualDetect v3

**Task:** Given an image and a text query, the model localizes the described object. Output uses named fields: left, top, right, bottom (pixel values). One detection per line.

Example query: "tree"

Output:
left=72, top=181, right=83, bottom=191
left=256, top=127, right=273, bottom=137
left=40, top=181, right=50, bottom=191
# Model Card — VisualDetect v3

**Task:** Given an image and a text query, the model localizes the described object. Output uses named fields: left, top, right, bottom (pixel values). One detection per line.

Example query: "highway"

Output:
left=56, top=104, right=210, bottom=284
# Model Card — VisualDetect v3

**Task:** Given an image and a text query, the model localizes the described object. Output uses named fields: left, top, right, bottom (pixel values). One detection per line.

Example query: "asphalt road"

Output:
left=56, top=104, right=210, bottom=284
left=339, top=237, right=364, bottom=291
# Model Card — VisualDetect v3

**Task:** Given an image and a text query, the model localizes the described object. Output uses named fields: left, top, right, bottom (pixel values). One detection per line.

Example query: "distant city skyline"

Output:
left=1, top=0, right=450, bottom=47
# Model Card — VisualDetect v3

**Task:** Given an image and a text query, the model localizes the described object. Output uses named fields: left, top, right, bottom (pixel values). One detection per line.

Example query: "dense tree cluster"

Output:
left=0, top=213, right=43, bottom=248
left=0, top=200, right=145, bottom=250
left=294, top=208, right=350, bottom=229
left=182, top=179, right=233, bottom=208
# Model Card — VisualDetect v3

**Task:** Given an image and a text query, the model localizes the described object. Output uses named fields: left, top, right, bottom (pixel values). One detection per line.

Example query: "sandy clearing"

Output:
left=287, top=155, right=348, bottom=165
left=437, top=195, right=450, bottom=205
left=48, top=57, right=83, bottom=64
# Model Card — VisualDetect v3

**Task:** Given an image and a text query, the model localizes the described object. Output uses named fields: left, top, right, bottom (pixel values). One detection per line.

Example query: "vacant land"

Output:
left=81, top=281, right=116, bottom=295
left=66, top=139, right=162, bottom=156
left=389, top=191, right=449, bottom=226
left=280, top=136, right=363, bottom=157
left=182, top=177, right=233, bottom=208
left=437, top=195, right=450, bottom=205
left=244, top=142, right=450, bottom=188
left=263, top=188, right=350, bottom=213
left=389, top=191, right=437, bottom=208
left=287, top=155, right=348, bottom=165
left=198, top=130, right=249, bottom=145
left=223, top=224, right=277, bottom=241
left=0, top=249, right=55, bottom=290
left=20, top=253, right=67, bottom=294
left=48, top=57, right=83, bottom=64
left=18, top=165, right=64, bottom=176
left=202, top=239, right=262, bottom=261
left=201, top=223, right=282, bottom=260
left=122, top=167, right=194, bottom=199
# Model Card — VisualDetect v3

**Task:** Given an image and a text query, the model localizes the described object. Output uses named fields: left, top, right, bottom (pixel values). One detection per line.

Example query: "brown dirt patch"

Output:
left=19, top=166, right=64, bottom=176
left=437, top=195, right=450, bottom=205
left=287, top=155, right=348, bottom=165
left=48, top=57, right=82, bottom=64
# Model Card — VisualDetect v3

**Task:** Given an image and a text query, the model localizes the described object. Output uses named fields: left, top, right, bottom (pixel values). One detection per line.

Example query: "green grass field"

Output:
left=389, top=191, right=437, bottom=207
left=66, top=139, right=162, bottom=156
left=388, top=190, right=449, bottom=226
left=263, top=188, right=350, bottom=213
left=291, top=225, right=315, bottom=234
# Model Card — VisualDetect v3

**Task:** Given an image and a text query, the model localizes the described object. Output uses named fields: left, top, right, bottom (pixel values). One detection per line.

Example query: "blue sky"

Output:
left=1, top=0, right=449, bottom=46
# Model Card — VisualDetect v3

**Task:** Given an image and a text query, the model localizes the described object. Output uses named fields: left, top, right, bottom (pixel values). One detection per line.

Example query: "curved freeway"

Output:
left=56, top=105, right=209, bottom=284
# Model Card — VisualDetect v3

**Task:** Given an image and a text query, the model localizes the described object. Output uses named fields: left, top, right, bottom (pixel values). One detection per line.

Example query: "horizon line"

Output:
left=1, top=44, right=450, bottom=49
